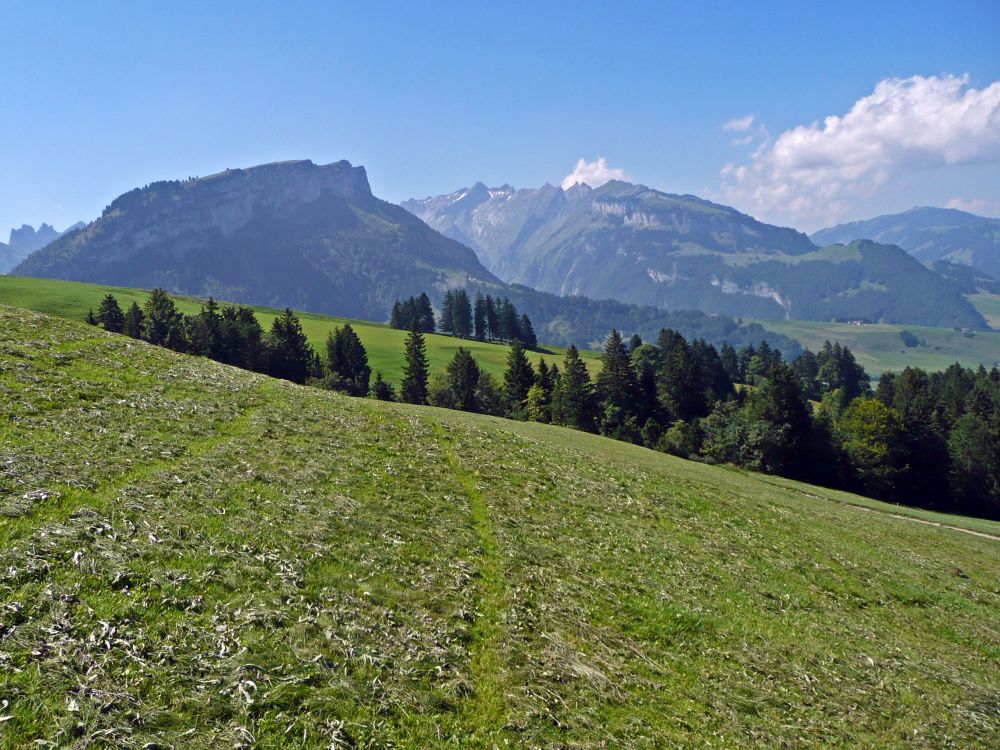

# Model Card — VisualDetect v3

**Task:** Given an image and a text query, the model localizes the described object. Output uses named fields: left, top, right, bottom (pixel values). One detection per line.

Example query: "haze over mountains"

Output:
left=812, top=206, right=1000, bottom=281
left=13, top=160, right=802, bottom=351
left=0, top=221, right=83, bottom=273
left=403, top=181, right=986, bottom=328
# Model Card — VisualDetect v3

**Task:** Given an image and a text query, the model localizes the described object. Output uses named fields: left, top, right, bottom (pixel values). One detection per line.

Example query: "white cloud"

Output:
left=946, top=196, right=1000, bottom=218
left=719, top=74, right=1000, bottom=229
left=723, top=114, right=755, bottom=132
left=561, top=157, right=628, bottom=190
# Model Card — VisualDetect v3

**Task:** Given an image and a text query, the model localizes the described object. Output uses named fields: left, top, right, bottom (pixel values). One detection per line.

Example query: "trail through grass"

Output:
left=2, top=306, right=999, bottom=748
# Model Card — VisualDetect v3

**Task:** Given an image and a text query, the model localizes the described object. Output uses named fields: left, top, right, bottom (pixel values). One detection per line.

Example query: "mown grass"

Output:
left=0, top=306, right=998, bottom=748
left=0, top=275, right=601, bottom=385
left=752, top=317, right=1000, bottom=374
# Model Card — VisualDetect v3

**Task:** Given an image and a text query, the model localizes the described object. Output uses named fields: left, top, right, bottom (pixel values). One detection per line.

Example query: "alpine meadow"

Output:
left=3, top=3, right=1000, bottom=749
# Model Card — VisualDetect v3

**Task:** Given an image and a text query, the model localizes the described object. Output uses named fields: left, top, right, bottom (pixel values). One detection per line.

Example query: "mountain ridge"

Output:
left=811, top=206, right=1000, bottom=280
left=403, top=182, right=986, bottom=328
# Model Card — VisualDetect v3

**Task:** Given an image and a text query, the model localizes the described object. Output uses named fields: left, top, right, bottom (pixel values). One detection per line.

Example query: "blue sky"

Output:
left=2, top=1, right=999, bottom=235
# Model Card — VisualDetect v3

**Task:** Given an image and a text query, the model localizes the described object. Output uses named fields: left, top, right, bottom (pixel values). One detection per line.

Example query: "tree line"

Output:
left=390, top=289, right=537, bottom=348
left=87, top=289, right=1000, bottom=520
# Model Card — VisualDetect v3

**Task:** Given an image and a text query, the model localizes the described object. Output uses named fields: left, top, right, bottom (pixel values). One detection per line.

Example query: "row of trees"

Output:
left=389, top=289, right=538, bottom=348
left=87, top=291, right=1000, bottom=519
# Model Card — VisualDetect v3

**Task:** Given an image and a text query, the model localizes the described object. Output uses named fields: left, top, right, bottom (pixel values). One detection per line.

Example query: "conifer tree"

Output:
left=551, top=345, right=595, bottom=431
left=389, top=299, right=404, bottom=329
left=123, top=302, right=144, bottom=339
left=370, top=371, right=396, bottom=401
left=498, top=297, right=519, bottom=341
left=518, top=314, right=537, bottom=348
left=326, top=324, right=372, bottom=396
left=85, top=309, right=97, bottom=325
left=452, top=290, right=473, bottom=337
left=416, top=293, right=436, bottom=333
left=97, top=294, right=125, bottom=333
left=265, top=308, right=314, bottom=384
left=439, top=291, right=455, bottom=335
left=446, top=347, right=481, bottom=411
left=502, top=339, right=535, bottom=418
left=485, top=295, right=500, bottom=341
left=142, top=288, right=183, bottom=347
left=473, top=292, right=487, bottom=340
left=401, top=325, right=429, bottom=404
left=596, top=329, right=639, bottom=438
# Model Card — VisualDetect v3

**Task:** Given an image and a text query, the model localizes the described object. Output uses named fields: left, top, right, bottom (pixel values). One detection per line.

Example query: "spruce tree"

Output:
left=446, top=347, right=481, bottom=412
left=485, top=295, right=500, bottom=341
left=473, top=292, right=487, bottom=340
left=499, top=298, right=519, bottom=341
left=596, top=329, right=639, bottom=438
left=123, top=302, right=144, bottom=339
left=389, top=300, right=404, bottom=329
left=416, top=293, right=436, bottom=333
left=401, top=325, right=429, bottom=404
left=452, top=290, right=473, bottom=338
left=265, top=308, right=314, bottom=384
left=370, top=371, right=397, bottom=401
left=142, top=288, right=183, bottom=347
left=551, top=345, right=595, bottom=431
left=97, top=294, right=125, bottom=333
left=439, top=291, right=455, bottom=335
left=502, top=339, right=535, bottom=418
left=326, top=324, right=372, bottom=396
left=518, top=314, right=537, bottom=348
left=85, top=309, right=97, bottom=326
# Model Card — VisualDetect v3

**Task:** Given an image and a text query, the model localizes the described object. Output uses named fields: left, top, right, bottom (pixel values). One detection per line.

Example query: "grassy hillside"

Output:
left=1, top=306, right=998, bottom=748
left=970, top=291, right=1000, bottom=329
left=752, top=317, right=1000, bottom=374
left=0, top=275, right=601, bottom=384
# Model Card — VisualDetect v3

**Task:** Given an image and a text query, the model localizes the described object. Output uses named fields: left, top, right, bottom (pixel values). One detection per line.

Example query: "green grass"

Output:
left=969, top=291, right=1000, bottom=329
left=1, top=306, right=998, bottom=748
left=752, top=317, right=1000, bottom=374
left=0, top=275, right=602, bottom=385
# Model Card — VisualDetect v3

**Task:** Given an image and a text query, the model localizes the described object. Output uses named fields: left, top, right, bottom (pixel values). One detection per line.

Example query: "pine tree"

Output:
left=96, top=294, right=125, bottom=333
left=401, top=325, right=429, bottom=404
left=596, top=329, right=639, bottom=438
left=473, top=292, right=487, bottom=340
left=628, top=333, right=643, bottom=352
left=123, top=302, right=144, bottom=339
left=551, top=345, right=595, bottom=431
left=502, top=339, right=535, bottom=418
left=85, top=309, right=97, bottom=326
left=446, top=347, right=481, bottom=412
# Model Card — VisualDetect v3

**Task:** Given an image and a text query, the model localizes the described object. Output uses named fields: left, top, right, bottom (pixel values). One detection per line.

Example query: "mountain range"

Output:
left=12, top=160, right=801, bottom=353
left=0, top=222, right=83, bottom=273
left=403, top=181, right=986, bottom=329
left=811, top=206, right=1000, bottom=281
